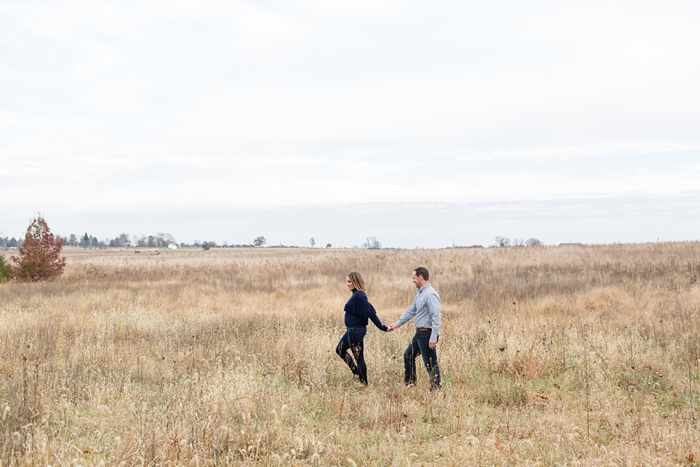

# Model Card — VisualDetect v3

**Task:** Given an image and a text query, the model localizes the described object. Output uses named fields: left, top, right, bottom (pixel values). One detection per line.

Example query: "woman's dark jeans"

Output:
left=336, top=327, right=368, bottom=385
left=404, top=330, right=441, bottom=389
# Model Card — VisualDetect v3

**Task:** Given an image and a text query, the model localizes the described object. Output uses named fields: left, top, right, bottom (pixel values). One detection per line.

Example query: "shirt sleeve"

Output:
left=395, top=295, right=418, bottom=328
left=427, top=293, right=441, bottom=341
left=366, top=303, right=388, bottom=331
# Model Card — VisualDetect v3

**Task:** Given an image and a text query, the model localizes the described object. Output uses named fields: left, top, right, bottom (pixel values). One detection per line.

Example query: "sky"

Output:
left=2, top=0, right=700, bottom=248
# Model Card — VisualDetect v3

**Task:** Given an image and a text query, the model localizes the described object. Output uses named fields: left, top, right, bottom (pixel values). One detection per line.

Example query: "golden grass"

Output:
left=1, top=244, right=700, bottom=465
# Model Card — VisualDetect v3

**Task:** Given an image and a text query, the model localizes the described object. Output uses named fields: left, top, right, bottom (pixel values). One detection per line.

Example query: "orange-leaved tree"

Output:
left=9, top=215, right=66, bottom=281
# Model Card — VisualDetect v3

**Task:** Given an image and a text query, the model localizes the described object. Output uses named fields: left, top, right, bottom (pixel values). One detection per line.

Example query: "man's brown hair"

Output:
left=414, top=267, right=429, bottom=281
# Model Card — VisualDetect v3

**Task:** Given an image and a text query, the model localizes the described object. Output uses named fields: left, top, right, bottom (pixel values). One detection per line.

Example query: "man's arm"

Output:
left=427, top=293, right=441, bottom=346
left=388, top=296, right=418, bottom=331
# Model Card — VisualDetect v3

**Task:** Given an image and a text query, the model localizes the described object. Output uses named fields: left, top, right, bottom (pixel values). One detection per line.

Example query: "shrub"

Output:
left=9, top=215, right=66, bottom=281
left=0, top=255, right=9, bottom=283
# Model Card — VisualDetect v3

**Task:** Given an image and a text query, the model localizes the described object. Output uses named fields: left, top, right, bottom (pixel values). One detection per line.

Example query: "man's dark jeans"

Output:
left=404, top=330, right=441, bottom=389
left=336, top=327, right=368, bottom=385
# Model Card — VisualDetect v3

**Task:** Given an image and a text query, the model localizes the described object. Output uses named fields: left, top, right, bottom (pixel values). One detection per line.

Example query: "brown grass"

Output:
left=1, top=244, right=700, bottom=465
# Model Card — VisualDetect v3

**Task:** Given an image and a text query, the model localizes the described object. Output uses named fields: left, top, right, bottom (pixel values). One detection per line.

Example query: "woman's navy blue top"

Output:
left=344, top=290, right=388, bottom=331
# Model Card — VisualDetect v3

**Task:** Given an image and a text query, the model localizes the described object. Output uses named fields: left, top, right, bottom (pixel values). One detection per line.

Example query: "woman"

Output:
left=335, top=271, right=388, bottom=386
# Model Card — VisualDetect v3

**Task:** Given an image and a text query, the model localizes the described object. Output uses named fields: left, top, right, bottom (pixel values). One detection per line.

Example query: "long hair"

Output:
left=347, top=271, right=366, bottom=292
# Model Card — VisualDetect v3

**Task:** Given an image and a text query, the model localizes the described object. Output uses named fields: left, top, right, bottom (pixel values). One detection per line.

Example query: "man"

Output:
left=388, top=267, right=441, bottom=390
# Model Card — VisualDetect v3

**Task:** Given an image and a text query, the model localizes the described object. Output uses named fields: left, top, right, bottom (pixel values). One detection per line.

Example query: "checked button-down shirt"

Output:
left=395, top=283, right=441, bottom=341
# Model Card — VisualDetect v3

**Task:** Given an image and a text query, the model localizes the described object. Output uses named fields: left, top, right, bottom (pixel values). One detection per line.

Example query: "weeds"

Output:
left=1, top=244, right=700, bottom=464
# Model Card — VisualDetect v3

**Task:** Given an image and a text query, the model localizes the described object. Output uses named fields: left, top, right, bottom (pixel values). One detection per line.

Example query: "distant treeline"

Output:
left=1, top=233, right=253, bottom=250
left=0, top=237, right=19, bottom=248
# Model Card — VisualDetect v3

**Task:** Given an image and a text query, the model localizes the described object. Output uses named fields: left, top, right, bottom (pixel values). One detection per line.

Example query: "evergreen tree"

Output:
left=0, top=255, right=9, bottom=283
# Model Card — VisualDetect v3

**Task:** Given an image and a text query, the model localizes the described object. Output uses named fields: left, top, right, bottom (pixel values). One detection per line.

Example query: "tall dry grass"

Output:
left=1, top=244, right=700, bottom=465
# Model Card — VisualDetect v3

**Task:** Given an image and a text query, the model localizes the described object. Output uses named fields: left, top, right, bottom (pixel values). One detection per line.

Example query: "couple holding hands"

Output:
left=335, top=267, right=441, bottom=391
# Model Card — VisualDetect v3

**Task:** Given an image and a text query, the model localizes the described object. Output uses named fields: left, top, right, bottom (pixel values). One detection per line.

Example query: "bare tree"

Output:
left=495, top=236, right=511, bottom=247
left=253, top=236, right=267, bottom=247
left=119, top=233, right=130, bottom=247
left=133, top=234, right=146, bottom=247
left=157, top=231, right=176, bottom=248
left=310, top=237, right=315, bottom=248
left=363, top=237, right=382, bottom=249
left=526, top=238, right=543, bottom=247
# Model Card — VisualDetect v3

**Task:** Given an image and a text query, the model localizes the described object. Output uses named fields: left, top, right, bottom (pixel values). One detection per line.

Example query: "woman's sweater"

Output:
left=344, top=290, right=388, bottom=331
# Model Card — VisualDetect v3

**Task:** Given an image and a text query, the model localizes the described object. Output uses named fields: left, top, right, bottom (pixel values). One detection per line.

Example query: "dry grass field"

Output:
left=1, top=243, right=700, bottom=466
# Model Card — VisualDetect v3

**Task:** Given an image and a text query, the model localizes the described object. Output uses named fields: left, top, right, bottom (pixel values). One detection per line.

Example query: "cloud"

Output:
left=457, top=142, right=700, bottom=162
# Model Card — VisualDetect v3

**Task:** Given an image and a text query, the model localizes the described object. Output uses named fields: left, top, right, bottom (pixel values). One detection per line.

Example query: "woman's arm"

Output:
left=366, top=303, right=388, bottom=331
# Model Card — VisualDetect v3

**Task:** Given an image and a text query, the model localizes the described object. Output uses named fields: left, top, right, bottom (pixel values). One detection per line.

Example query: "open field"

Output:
left=2, top=244, right=700, bottom=466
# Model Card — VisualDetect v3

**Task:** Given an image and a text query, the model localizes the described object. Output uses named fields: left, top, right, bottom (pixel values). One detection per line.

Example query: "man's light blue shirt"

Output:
left=395, top=283, right=441, bottom=341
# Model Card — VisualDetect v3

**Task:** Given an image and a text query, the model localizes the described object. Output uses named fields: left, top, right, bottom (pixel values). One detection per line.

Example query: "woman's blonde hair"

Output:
left=347, top=271, right=366, bottom=292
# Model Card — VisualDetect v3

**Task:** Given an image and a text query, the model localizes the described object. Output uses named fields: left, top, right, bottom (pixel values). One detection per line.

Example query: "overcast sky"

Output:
left=2, top=0, right=699, bottom=248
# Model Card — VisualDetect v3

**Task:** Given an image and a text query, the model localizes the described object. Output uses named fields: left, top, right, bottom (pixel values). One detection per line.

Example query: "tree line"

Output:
left=0, top=237, right=19, bottom=248
left=494, top=236, right=543, bottom=247
left=52, top=232, right=177, bottom=249
left=2, top=231, right=271, bottom=250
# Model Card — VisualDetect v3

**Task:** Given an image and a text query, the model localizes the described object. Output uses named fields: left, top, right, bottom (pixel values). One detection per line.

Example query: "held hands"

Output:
left=387, top=323, right=397, bottom=332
